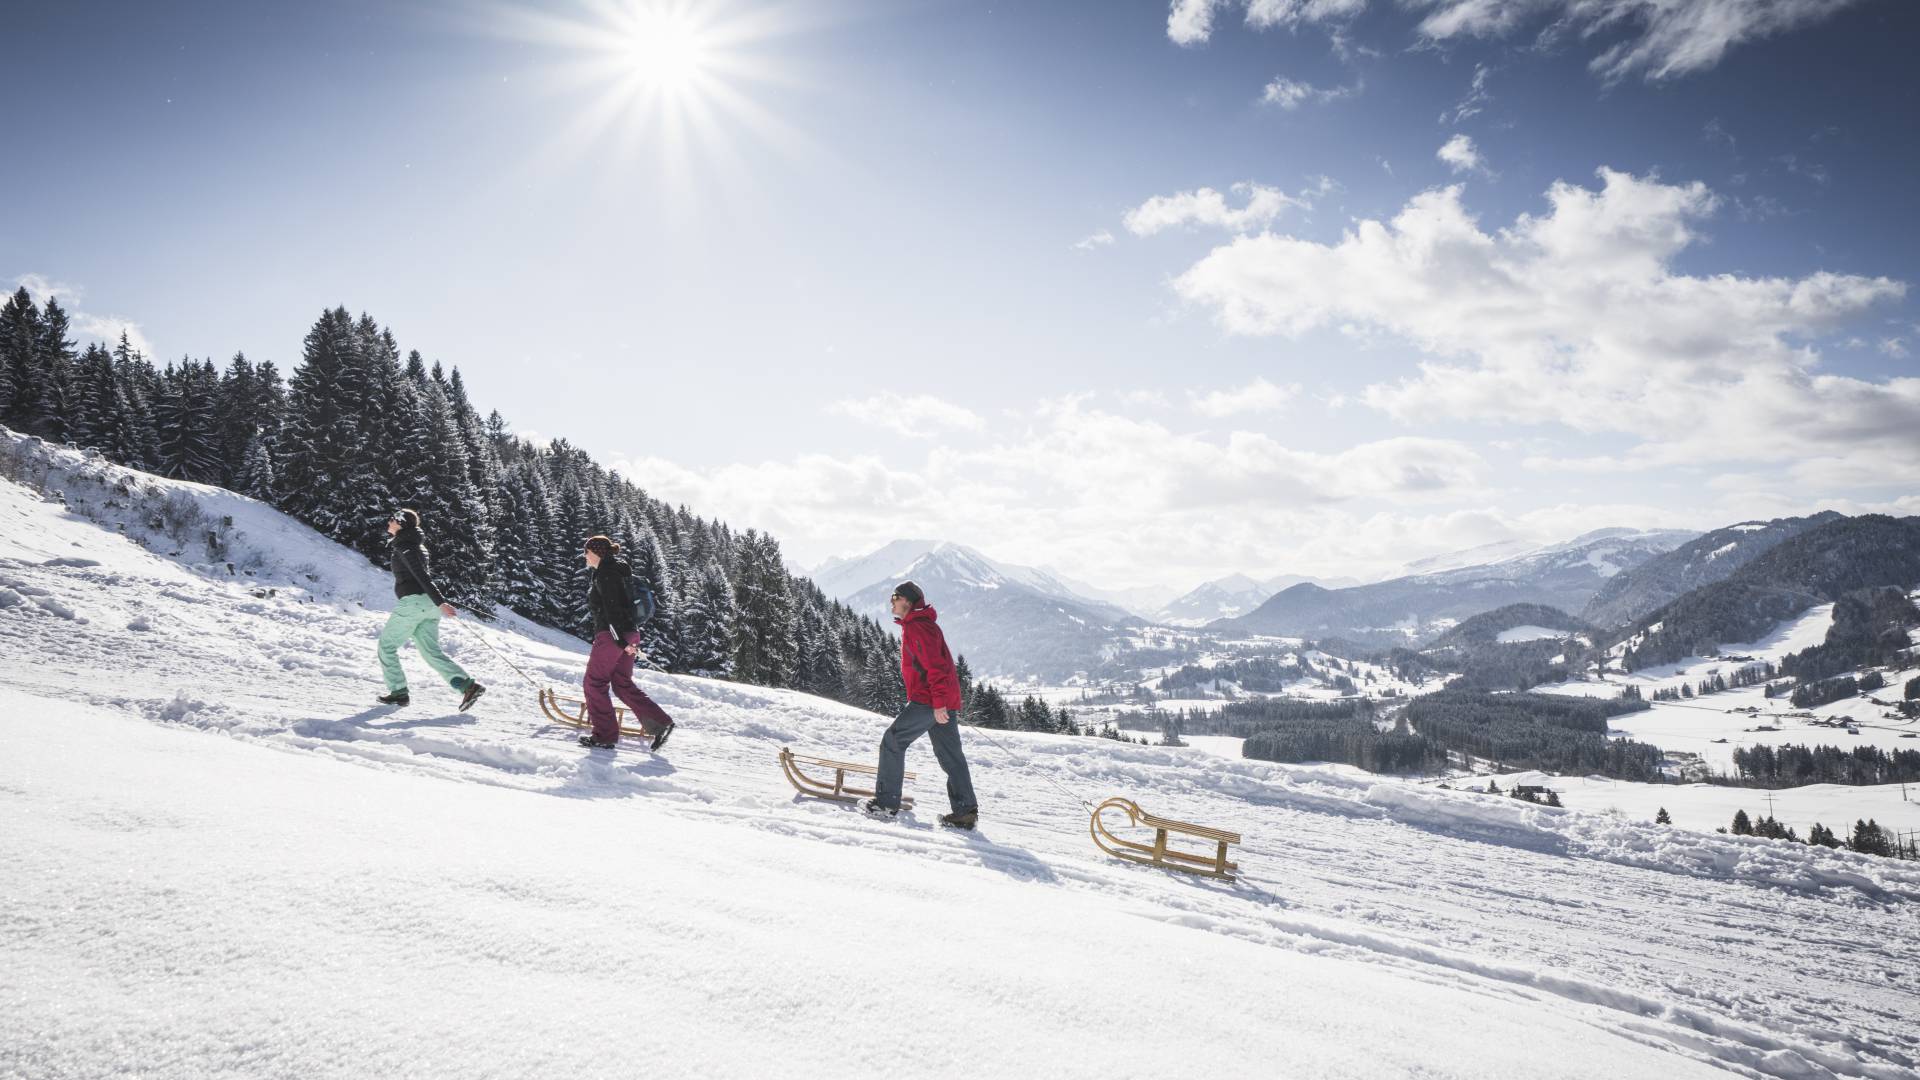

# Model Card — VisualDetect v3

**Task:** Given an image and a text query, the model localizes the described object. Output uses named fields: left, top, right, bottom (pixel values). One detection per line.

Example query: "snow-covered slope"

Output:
left=4, top=437, right=1918, bottom=1079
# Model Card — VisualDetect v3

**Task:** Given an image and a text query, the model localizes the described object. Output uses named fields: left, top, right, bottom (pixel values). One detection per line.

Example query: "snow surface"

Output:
left=1479, top=771, right=1920, bottom=840
left=1496, top=624, right=1570, bottom=644
left=4, top=437, right=1920, bottom=1078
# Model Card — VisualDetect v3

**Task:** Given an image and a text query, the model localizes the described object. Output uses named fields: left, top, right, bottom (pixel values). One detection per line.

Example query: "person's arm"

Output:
left=910, top=623, right=964, bottom=716
left=604, top=573, right=638, bottom=646
left=401, top=547, right=449, bottom=609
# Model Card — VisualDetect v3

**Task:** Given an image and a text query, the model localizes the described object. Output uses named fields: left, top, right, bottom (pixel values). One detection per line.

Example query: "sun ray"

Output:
left=471, top=0, right=832, bottom=210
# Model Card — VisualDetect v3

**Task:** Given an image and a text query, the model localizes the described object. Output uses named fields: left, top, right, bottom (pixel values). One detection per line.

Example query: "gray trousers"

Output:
left=874, top=702, right=978, bottom=814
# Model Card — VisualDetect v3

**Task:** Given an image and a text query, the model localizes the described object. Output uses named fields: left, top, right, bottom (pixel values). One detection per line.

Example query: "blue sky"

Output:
left=6, top=0, right=1917, bottom=589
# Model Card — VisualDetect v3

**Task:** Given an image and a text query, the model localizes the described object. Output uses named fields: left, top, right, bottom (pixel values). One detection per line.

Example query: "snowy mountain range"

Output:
left=812, top=540, right=1142, bottom=678
left=1217, top=528, right=1699, bottom=644
left=1155, top=572, right=1365, bottom=626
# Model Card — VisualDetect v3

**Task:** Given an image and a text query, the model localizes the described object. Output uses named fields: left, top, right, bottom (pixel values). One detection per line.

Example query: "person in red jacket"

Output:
left=866, top=580, right=979, bottom=829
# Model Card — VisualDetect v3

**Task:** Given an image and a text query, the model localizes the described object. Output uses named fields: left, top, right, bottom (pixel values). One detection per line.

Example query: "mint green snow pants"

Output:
left=377, top=594, right=472, bottom=694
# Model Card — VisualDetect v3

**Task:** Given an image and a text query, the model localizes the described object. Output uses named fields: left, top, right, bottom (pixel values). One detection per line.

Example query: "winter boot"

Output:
left=861, top=798, right=898, bottom=819
left=377, top=689, right=410, bottom=707
left=458, top=681, right=486, bottom=712
left=649, top=720, right=675, bottom=752
left=939, top=810, right=978, bottom=830
left=578, top=735, right=618, bottom=750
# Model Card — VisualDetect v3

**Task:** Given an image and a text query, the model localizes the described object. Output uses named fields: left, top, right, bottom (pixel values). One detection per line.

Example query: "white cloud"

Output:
left=1165, top=168, right=1914, bottom=482
left=1880, top=338, right=1911, bottom=360
left=1189, top=377, right=1299, bottom=417
left=15, top=273, right=158, bottom=359
left=1246, top=0, right=1369, bottom=30
left=1260, top=76, right=1356, bottom=109
left=1167, top=0, right=1226, bottom=46
left=1436, top=133, right=1485, bottom=174
left=828, top=392, right=985, bottom=439
left=1417, top=0, right=1874, bottom=82
left=1124, top=180, right=1323, bottom=236
left=1440, top=64, right=1492, bottom=125
left=1173, top=1, right=1867, bottom=82
left=614, top=398, right=1490, bottom=584
left=1073, top=229, right=1116, bottom=251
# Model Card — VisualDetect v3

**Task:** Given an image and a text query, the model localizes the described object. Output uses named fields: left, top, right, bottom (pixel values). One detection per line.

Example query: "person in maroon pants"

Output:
left=579, top=535, right=675, bottom=751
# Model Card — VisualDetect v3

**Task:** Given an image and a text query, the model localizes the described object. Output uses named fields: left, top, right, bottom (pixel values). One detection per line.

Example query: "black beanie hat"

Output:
left=893, top=580, right=925, bottom=608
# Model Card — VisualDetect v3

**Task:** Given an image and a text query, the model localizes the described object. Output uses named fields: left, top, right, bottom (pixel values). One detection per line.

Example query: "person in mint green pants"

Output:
left=375, top=509, right=485, bottom=712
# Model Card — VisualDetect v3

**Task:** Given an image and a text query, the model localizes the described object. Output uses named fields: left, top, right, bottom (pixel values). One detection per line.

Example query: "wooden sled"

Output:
left=779, top=747, right=914, bottom=809
left=1090, top=797, right=1240, bottom=882
left=538, top=687, right=651, bottom=740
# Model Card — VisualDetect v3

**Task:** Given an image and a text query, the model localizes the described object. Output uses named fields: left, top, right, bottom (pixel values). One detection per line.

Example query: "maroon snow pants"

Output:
left=584, top=631, right=673, bottom=743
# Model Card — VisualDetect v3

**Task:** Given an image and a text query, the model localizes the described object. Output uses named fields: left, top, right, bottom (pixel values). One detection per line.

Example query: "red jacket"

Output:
left=897, top=606, right=963, bottom=710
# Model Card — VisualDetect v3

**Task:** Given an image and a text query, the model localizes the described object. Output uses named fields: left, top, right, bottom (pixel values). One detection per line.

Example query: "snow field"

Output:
left=3, top=441, right=1919, bottom=1078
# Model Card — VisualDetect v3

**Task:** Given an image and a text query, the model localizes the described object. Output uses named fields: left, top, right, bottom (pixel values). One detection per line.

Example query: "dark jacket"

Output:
left=588, top=557, right=637, bottom=643
left=389, top=527, right=446, bottom=607
left=897, top=606, right=962, bottom=710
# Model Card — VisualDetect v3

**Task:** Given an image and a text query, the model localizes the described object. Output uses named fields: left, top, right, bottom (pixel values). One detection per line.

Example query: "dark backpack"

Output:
left=630, top=576, right=658, bottom=625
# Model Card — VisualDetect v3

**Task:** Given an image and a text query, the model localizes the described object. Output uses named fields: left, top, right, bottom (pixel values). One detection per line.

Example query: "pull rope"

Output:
left=960, top=719, right=1096, bottom=813
left=452, top=616, right=547, bottom=692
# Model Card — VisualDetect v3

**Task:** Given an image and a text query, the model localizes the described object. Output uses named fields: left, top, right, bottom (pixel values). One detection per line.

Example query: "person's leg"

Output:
left=583, top=632, right=622, bottom=742
left=375, top=598, right=423, bottom=693
left=927, top=718, right=979, bottom=814
left=874, top=703, right=935, bottom=810
left=607, top=635, right=672, bottom=736
left=409, top=608, right=472, bottom=692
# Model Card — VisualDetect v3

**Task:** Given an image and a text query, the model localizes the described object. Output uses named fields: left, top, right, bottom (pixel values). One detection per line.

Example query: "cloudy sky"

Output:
left=6, top=0, right=1917, bottom=590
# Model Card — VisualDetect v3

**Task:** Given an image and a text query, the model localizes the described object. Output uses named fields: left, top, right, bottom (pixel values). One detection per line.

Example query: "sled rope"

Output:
left=961, top=722, right=1095, bottom=813
left=454, top=617, right=547, bottom=692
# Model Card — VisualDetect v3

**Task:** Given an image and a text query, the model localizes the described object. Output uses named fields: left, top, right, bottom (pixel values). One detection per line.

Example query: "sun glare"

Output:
left=490, top=0, right=815, bottom=192
left=625, top=9, right=711, bottom=94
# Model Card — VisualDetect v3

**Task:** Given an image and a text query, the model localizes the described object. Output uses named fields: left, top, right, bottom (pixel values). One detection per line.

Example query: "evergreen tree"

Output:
left=0, top=286, right=36, bottom=426
left=238, top=431, right=276, bottom=500
left=1848, top=819, right=1894, bottom=857
left=28, top=296, right=76, bottom=441
left=1731, top=809, right=1753, bottom=835
left=1655, top=807, right=1671, bottom=825
left=154, top=359, right=223, bottom=482
left=278, top=308, right=378, bottom=545
left=1807, top=822, right=1841, bottom=848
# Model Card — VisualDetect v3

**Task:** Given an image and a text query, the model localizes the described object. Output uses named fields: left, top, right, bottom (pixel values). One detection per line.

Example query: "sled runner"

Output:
left=538, top=687, right=651, bottom=740
left=780, top=747, right=914, bottom=808
left=1089, top=797, right=1240, bottom=882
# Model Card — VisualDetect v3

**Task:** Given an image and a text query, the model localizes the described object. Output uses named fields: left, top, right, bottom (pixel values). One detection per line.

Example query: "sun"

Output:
left=486, top=0, right=815, bottom=190
left=624, top=8, right=711, bottom=94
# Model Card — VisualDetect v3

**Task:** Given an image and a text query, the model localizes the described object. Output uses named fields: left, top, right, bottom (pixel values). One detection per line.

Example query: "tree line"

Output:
left=0, top=291, right=918, bottom=713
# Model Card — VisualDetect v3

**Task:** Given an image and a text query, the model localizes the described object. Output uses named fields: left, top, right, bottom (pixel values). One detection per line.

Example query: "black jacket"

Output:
left=588, top=557, right=637, bottom=643
left=390, top=528, right=447, bottom=607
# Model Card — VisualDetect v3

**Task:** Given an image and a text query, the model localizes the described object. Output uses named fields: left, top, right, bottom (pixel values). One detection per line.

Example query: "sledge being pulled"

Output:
left=1090, top=797, right=1240, bottom=882
left=538, top=687, right=652, bottom=740
left=779, top=747, right=914, bottom=809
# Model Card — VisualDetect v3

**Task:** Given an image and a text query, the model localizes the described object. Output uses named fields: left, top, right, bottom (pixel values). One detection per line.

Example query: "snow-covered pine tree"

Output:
left=0, top=286, right=35, bottom=426
left=113, top=337, right=164, bottom=472
left=154, top=359, right=223, bottom=483
left=238, top=431, right=276, bottom=500
left=27, top=296, right=76, bottom=441
left=412, top=377, right=490, bottom=606
left=278, top=308, right=377, bottom=544
left=491, top=462, right=551, bottom=620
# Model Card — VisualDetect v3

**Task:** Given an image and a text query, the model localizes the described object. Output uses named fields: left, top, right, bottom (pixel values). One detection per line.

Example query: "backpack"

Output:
left=630, top=576, right=658, bottom=625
